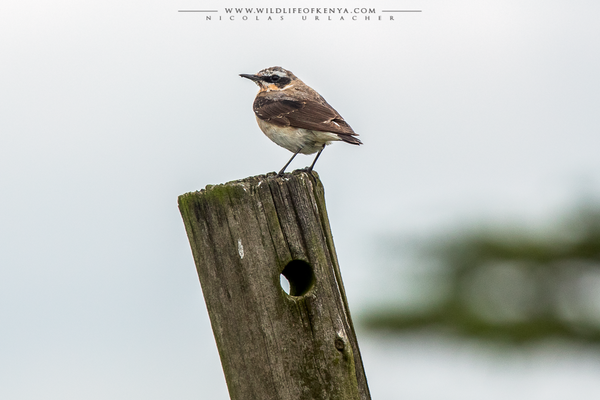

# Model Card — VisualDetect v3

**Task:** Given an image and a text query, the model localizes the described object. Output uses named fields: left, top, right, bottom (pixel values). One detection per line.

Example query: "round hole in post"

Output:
left=280, top=260, right=314, bottom=297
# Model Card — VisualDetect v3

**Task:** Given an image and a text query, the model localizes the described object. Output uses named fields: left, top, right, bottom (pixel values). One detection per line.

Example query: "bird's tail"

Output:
left=338, top=133, right=363, bottom=145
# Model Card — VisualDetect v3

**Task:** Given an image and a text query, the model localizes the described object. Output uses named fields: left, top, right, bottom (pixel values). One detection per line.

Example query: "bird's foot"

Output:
left=298, top=167, right=316, bottom=175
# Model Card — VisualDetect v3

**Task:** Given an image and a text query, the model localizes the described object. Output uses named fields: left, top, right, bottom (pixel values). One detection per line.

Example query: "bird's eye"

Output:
left=271, top=75, right=280, bottom=82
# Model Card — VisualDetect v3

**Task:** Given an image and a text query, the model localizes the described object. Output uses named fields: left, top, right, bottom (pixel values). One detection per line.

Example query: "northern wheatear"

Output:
left=240, top=66, right=361, bottom=176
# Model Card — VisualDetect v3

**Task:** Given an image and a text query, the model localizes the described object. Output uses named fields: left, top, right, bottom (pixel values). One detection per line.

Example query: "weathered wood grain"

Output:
left=178, top=170, right=370, bottom=400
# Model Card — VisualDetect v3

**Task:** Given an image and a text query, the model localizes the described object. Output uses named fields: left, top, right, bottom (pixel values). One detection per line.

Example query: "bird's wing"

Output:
left=253, top=95, right=358, bottom=136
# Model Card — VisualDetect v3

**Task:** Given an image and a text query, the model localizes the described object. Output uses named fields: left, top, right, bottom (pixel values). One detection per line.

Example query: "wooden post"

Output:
left=178, top=170, right=371, bottom=400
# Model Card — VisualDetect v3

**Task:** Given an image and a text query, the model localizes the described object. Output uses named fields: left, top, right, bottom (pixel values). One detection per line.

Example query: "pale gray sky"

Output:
left=2, top=1, right=600, bottom=399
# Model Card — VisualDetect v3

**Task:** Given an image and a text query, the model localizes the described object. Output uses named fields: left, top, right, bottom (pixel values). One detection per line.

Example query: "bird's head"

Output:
left=240, top=66, right=298, bottom=92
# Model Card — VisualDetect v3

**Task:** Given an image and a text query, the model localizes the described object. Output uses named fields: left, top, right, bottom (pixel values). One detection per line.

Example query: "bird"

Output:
left=240, top=66, right=361, bottom=176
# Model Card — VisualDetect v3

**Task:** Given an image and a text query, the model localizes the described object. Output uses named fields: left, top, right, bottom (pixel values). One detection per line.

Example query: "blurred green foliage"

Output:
left=364, top=205, right=600, bottom=344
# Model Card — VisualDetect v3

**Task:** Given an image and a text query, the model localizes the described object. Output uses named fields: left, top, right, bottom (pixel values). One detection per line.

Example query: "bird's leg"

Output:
left=278, top=149, right=301, bottom=176
left=307, top=145, right=325, bottom=173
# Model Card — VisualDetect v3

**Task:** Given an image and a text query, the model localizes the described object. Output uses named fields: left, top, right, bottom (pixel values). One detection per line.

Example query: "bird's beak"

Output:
left=240, top=73, right=261, bottom=82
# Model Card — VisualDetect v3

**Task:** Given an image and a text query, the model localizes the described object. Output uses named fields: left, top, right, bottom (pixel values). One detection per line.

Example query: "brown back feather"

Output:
left=253, top=93, right=360, bottom=141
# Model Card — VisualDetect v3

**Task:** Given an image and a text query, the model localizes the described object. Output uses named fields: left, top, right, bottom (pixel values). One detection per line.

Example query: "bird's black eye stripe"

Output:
left=261, top=75, right=290, bottom=86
